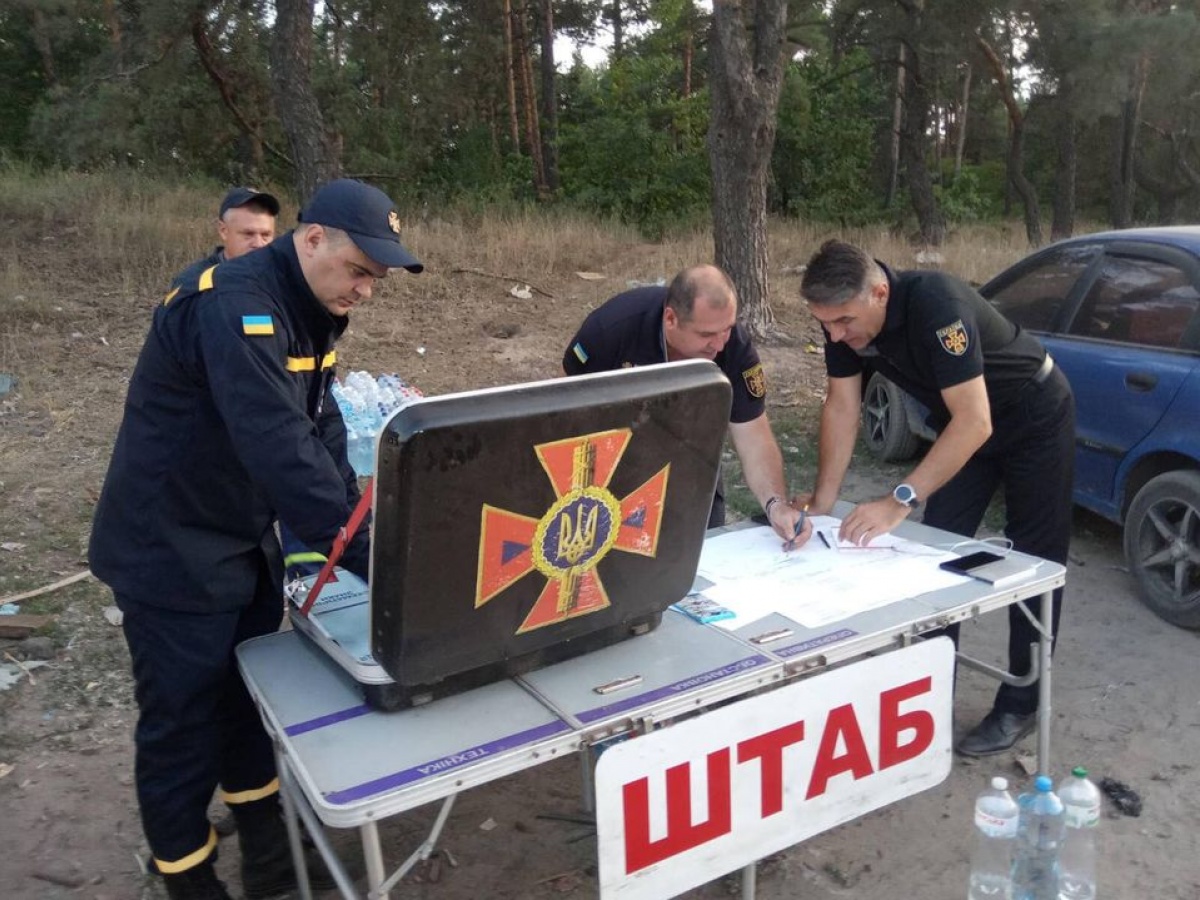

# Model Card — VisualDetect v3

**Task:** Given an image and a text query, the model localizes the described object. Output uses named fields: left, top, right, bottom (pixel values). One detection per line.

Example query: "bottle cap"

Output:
left=991, top=776, right=1009, bottom=790
left=1072, top=766, right=1088, bottom=777
left=1035, top=774, right=1053, bottom=792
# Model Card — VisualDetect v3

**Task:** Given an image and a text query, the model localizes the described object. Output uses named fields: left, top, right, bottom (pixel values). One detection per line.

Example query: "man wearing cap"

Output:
left=562, top=265, right=811, bottom=548
left=90, top=179, right=422, bottom=900
left=174, top=187, right=282, bottom=285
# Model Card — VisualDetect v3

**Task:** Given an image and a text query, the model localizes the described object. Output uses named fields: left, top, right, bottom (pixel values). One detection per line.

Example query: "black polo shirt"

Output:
left=823, top=266, right=1047, bottom=429
left=562, top=286, right=766, bottom=423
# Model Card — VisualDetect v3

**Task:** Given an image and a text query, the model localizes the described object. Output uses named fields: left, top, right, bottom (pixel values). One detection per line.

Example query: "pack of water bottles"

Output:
left=330, top=371, right=423, bottom=477
left=968, top=768, right=1101, bottom=900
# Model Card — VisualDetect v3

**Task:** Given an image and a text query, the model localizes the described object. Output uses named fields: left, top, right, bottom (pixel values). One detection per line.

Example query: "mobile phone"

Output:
left=938, top=550, right=1006, bottom=574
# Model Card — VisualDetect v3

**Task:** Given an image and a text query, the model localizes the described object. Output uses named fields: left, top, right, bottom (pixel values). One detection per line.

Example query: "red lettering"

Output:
left=878, top=676, right=934, bottom=768
left=736, top=721, right=805, bottom=817
left=622, top=748, right=732, bottom=874
left=805, top=704, right=874, bottom=799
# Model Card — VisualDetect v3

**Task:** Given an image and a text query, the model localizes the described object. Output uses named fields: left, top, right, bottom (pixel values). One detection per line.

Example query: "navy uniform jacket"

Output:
left=90, top=234, right=367, bottom=612
left=824, top=266, right=1049, bottom=431
left=562, top=286, right=767, bottom=423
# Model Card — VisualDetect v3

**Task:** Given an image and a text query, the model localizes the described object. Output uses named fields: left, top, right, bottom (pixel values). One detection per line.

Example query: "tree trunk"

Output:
left=707, top=0, right=789, bottom=339
left=30, top=8, right=57, bottom=85
left=609, top=0, right=623, bottom=60
left=898, top=11, right=945, bottom=246
left=886, top=43, right=905, bottom=209
left=511, top=0, right=547, bottom=195
left=1050, top=82, right=1076, bottom=241
left=270, top=0, right=340, bottom=201
left=953, top=63, right=970, bottom=181
left=1110, top=55, right=1148, bottom=229
left=977, top=35, right=1041, bottom=247
left=503, top=0, right=521, bottom=152
left=539, top=0, right=559, bottom=194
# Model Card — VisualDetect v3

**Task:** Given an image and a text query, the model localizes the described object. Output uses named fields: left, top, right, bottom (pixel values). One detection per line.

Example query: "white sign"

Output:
left=594, top=638, right=955, bottom=899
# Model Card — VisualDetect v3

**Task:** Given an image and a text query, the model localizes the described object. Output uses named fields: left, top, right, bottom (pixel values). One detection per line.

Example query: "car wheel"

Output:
left=1123, top=470, right=1200, bottom=630
left=861, top=373, right=921, bottom=462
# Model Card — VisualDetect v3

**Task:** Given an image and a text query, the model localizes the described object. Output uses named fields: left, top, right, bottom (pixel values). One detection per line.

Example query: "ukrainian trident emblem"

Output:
left=475, top=429, right=670, bottom=634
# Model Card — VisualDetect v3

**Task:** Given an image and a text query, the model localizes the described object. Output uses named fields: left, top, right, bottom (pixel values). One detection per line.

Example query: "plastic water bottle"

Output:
left=969, top=776, right=1019, bottom=900
left=1058, top=767, right=1100, bottom=900
left=1012, top=775, right=1065, bottom=900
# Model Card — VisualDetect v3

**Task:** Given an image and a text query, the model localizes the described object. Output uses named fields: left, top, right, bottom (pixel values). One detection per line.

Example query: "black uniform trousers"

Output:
left=924, top=367, right=1075, bottom=716
left=118, top=555, right=282, bottom=870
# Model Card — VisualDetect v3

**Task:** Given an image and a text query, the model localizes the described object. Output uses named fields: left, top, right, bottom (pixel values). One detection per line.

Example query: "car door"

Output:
left=1047, top=245, right=1200, bottom=516
left=983, top=240, right=1200, bottom=518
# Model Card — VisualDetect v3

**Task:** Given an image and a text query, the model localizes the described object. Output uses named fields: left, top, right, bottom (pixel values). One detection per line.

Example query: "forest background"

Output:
left=6, top=0, right=1200, bottom=273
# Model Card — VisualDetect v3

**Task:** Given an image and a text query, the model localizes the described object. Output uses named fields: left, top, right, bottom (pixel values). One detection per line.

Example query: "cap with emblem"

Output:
left=219, top=186, right=281, bottom=218
left=297, top=178, right=423, bottom=273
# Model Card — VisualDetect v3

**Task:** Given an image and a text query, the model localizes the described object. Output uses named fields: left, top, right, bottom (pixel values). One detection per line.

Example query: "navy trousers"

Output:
left=924, top=368, right=1075, bottom=716
left=118, top=559, right=282, bottom=869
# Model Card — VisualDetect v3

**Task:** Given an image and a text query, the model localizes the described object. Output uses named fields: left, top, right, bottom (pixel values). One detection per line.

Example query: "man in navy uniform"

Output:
left=798, top=239, right=1074, bottom=757
left=563, top=264, right=810, bottom=547
left=90, top=180, right=422, bottom=900
left=177, top=186, right=281, bottom=280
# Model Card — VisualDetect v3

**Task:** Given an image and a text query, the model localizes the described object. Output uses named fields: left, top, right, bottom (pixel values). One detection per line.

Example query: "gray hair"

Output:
left=800, top=240, right=885, bottom=306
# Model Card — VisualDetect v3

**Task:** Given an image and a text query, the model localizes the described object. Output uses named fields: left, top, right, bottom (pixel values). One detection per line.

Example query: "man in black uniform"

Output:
left=797, top=240, right=1074, bottom=756
left=176, top=186, right=281, bottom=280
left=90, top=179, right=422, bottom=899
left=563, top=264, right=811, bottom=547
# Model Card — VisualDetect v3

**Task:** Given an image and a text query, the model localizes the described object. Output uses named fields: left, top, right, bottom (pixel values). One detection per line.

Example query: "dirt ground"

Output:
left=1, top=233, right=1198, bottom=900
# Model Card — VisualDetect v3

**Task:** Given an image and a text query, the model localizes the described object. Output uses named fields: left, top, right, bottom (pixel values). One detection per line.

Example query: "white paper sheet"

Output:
left=696, top=517, right=970, bottom=630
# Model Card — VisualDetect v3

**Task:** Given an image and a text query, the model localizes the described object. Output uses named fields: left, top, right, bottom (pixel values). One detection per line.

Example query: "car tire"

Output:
left=861, top=373, right=921, bottom=462
left=1123, top=470, right=1200, bottom=630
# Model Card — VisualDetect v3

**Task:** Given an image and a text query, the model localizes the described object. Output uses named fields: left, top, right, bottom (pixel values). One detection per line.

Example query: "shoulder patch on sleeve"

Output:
left=935, top=319, right=969, bottom=356
left=572, top=342, right=589, bottom=364
left=742, top=363, right=767, bottom=398
left=241, top=315, right=275, bottom=336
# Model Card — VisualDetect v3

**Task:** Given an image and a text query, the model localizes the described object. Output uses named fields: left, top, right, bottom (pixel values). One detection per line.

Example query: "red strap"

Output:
left=298, top=477, right=374, bottom=617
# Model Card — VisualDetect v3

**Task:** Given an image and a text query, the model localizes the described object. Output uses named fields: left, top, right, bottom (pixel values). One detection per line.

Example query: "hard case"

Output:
left=366, top=360, right=731, bottom=708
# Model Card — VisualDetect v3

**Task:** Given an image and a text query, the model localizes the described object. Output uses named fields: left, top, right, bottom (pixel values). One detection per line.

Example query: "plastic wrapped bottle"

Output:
left=1012, top=775, right=1065, bottom=900
left=969, top=776, right=1019, bottom=900
left=1058, top=767, right=1101, bottom=900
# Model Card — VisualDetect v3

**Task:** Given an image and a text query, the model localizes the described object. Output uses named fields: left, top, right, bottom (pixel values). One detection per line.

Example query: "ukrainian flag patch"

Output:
left=242, top=315, right=274, bottom=336
left=572, top=342, right=589, bottom=364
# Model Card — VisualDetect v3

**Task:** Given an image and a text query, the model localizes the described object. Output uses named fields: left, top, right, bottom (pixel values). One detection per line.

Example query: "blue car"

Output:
left=861, top=227, right=1200, bottom=628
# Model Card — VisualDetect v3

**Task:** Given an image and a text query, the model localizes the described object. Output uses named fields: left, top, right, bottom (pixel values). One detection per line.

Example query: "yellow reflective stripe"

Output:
left=286, top=352, right=337, bottom=372
left=219, top=777, right=280, bottom=806
left=162, top=286, right=180, bottom=306
left=198, top=265, right=218, bottom=292
left=153, top=828, right=217, bottom=874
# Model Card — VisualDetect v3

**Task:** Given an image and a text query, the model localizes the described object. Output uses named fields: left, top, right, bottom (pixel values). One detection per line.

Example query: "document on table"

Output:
left=695, top=517, right=970, bottom=630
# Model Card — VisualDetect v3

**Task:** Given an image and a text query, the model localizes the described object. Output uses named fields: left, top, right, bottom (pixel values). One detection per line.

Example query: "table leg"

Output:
left=1036, top=588, right=1053, bottom=776
left=361, top=819, right=387, bottom=899
left=276, top=747, right=313, bottom=900
left=741, top=862, right=757, bottom=899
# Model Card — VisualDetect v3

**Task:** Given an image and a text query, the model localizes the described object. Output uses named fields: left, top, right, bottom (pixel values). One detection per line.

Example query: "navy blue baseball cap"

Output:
left=219, top=186, right=280, bottom=218
left=298, top=179, right=423, bottom=273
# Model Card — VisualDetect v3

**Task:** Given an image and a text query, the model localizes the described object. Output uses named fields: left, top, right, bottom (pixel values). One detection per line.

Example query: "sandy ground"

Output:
left=1, top=244, right=1198, bottom=899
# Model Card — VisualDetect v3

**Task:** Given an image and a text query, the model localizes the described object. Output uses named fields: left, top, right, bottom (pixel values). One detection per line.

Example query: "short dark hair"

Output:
left=801, top=240, right=883, bottom=306
left=665, top=265, right=736, bottom=320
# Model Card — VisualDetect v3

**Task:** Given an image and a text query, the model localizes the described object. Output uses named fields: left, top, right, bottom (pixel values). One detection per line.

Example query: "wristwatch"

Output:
left=892, top=483, right=921, bottom=509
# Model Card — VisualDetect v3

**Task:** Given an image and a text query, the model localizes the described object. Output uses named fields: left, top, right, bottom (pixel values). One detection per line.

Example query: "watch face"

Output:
left=894, top=484, right=916, bottom=506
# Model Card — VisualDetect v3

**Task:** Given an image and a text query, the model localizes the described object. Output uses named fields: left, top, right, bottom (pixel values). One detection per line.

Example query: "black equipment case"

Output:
left=363, top=360, right=731, bottom=709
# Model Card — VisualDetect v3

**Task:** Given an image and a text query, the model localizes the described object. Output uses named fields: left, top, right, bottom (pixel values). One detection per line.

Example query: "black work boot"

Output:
left=162, top=859, right=235, bottom=900
left=230, top=794, right=337, bottom=898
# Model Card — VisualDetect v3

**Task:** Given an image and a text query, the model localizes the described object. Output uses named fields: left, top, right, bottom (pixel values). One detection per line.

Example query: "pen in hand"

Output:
left=785, top=504, right=808, bottom=551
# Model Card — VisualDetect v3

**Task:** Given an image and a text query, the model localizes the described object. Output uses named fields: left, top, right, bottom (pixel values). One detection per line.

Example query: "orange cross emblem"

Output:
left=475, top=429, right=669, bottom=634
